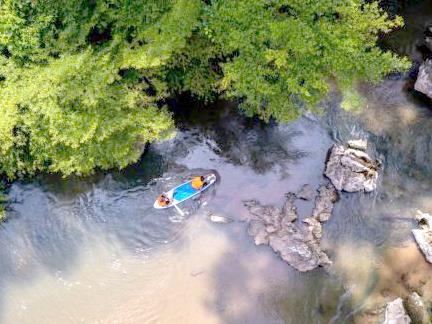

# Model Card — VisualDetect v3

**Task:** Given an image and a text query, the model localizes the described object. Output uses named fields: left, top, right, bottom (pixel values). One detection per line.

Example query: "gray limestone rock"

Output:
left=347, top=139, right=368, bottom=151
left=405, top=292, right=429, bottom=324
left=311, top=183, right=339, bottom=222
left=412, top=210, right=432, bottom=264
left=384, top=298, right=411, bottom=324
left=415, top=60, right=432, bottom=99
left=303, top=217, right=323, bottom=241
left=243, top=192, right=332, bottom=272
left=325, top=144, right=379, bottom=192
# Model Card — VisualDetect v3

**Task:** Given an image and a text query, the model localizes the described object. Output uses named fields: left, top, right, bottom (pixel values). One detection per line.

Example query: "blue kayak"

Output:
left=173, top=182, right=198, bottom=201
left=153, top=173, right=217, bottom=209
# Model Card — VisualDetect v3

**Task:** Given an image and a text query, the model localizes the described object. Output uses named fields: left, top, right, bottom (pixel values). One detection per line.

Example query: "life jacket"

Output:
left=158, top=195, right=169, bottom=206
left=191, top=176, right=204, bottom=190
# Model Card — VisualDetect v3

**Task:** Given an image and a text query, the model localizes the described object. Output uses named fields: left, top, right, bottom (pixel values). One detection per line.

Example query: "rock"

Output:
left=296, top=184, right=315, bottom=201
left=405, top=292, right=429, bottom=324
left=281, top=193, right=298, bottom=222
left=311, top=183, right=339, bottom=222
left=248, top=220, right=269, bottom=245
left=414, top=60, right=432, bottom=99
left=267, top=231, right=331, bottom=272
left=384, top=298, right=411, bottom=324
left=412, top=210, right=432, bottom=264
left=243, top=200, right=268, bottom=218
left=424, top=25, right=432, bottom=53
left=208, top=212, right=234, bottom=224
left=303, top=217, right=323, bottom=241
left=325, top=144, right=380, bottom=192
left=425, top=36, right=432, bottom=53
left=347, top=139, right=368, bottom=151
left=243, top=194, right=332, bottom=272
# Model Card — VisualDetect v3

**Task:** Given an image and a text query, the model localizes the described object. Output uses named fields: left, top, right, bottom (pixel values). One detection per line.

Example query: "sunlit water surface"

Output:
left=2, top=4, right=432, bottom=322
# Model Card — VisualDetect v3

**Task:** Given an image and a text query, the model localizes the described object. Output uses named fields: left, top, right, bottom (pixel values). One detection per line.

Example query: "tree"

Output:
left=0, top=51, right=174, bottom=177
left=0, top=0, right=409, bottom=178
left=0, top=0, right=201, bottom=177
left=171, top=0, right=410, bottom=121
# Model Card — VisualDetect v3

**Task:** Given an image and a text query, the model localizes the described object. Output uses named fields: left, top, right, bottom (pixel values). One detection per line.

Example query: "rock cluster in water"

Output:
left=243, top=183, right=338, bottom=272
left=325, top=139, right=380, bottom=192
left=241, top=139, right=383, bottom=271
left=412, top=210, right=432, bottom=264
left=383, top=298, right=411, bottom=324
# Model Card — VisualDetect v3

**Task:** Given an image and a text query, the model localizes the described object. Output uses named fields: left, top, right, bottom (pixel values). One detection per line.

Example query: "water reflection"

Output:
left=381, top=0, right=432, bottom=61
left=173, top=99, right=309, bottom=175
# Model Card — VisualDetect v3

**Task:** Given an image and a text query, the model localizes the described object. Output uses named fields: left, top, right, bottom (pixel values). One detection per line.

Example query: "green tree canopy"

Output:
left=0, top=0, right=409, bottom=178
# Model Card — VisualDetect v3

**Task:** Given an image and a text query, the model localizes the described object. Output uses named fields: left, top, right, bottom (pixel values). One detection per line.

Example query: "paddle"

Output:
left=173, top=203, right=185, bottom=216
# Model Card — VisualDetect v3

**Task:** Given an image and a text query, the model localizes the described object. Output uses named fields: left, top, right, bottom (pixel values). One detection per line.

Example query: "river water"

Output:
left=2, top=4, right=432, bottom=324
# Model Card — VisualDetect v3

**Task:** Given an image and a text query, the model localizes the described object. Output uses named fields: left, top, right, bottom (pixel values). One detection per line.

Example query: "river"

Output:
left=1, top=2, right=432, bottom=324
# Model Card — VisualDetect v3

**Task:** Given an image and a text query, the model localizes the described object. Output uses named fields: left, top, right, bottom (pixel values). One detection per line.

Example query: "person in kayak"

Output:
left=191, top=176, right=206, bottom=190
left=157, top=194, right=171, bottom=207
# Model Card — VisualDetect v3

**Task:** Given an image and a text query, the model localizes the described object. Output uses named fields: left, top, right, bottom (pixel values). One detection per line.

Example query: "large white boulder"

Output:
left=325, top=143, right=379, bottom=192
left=415, top=60, right=432, bottom=99
left=384, top=298, right=411, bottom=324
left=412, top=210, right=432, bottom=264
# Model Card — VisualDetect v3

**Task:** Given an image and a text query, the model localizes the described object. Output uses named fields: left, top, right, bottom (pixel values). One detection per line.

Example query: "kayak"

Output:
left=153, top=173, right=217, bottom=210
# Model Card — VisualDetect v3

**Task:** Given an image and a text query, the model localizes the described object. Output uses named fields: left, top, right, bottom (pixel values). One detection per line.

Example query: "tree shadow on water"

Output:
left=172, top=99, right=309, bottom=175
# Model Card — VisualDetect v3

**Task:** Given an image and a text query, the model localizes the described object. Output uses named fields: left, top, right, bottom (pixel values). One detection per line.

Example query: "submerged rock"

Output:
left=296, top=184, right=315, bottom=201
left=384, top=298, right=411, bottom=324
left=303, top=217, right=323, bottom=241
left=405, top=292, right=429, bottom=324
left=267, top=230, right=331, bottom=272
left=243, top=183, right=336, bottom=272
left=412, top=210, right=432, bottom=264
left=243, top=198, right=330, bottom=272
left=325, top=143, right=380, bottom=192
left=414, top=60, right=432, bottom=99
left=208, top=213, right=233, bottom=224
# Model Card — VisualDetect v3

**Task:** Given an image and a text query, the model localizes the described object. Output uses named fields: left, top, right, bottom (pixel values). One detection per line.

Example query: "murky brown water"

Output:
left=2, top=218, right=231, bottom=324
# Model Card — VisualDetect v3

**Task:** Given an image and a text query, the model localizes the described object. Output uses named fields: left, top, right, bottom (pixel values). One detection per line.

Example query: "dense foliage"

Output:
left=0, top=0, right=409, bottom=177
